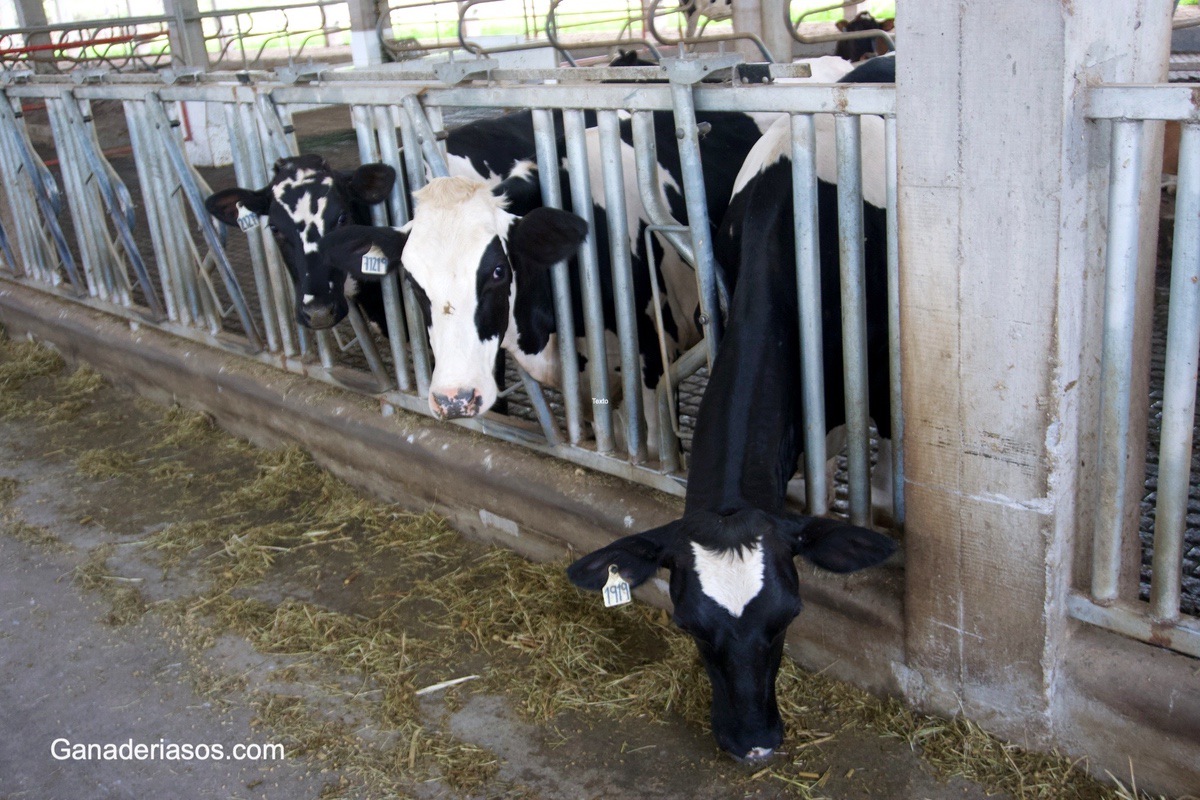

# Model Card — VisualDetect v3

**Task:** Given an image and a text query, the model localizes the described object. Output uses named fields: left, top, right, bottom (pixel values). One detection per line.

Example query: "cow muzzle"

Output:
left=298, top=300, right=340, bottom=330
left=430, top=388, right=484, bottom=420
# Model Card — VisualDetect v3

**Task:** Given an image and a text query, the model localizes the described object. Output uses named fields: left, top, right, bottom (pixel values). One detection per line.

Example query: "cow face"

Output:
left=834, top=12, right=895, bottom=62
left=322, top=177, right=587, bottom=420
left=568, top=510, right=895, bottom=760
left=205, top=155, right=395, bottom=329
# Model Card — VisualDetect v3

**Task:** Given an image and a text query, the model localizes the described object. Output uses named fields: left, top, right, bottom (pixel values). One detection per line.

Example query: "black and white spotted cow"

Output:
left=204, top=154, right=396, bottom=331
left=566, top=110, right=896, bottom=761
left=681, top=0, right=733, bottom=38
left=319, top=110, right=767, bottom=448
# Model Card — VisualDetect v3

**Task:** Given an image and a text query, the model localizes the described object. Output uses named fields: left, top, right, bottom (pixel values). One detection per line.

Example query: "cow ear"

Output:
left=508, top=207, right=588, bottom=271
left=323, top=224, right=407, bottom=281
left=879, top=17, right=894, bottom=31
left=567, top=520, right=681, bottom=592
left=205, top=187, right=269, bottom=227
left=776, top=514, right=896, bottom=573
left=835, top=18, right=848, bottom=31
left=348, top=164, right=396, bottom=205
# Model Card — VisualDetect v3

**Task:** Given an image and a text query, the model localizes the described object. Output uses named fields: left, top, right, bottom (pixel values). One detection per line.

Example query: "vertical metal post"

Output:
left=835, top=113, right=871, bottom=527
left=125, top=100, right=184, bottom=323
left=668, top=83, right=723, bottom=361
left=597, top=110, right=646, bottom=462
left=396, top=102, right=433, bottom=398
left=791, top=112, right=828, bottom=517
left=563, top=108, right=614, bottom=453
left=1091, top=119, right=1144, bottom=604
left=373, top=103, right=413, bottom=392
left=225, top=101, right=284, bottom=353
left=1150, top=121, right=1200, bottom=622
left=44, top=98, right=104, bottom=300
left=0, top=99, right=41, bottom=280
left=885, top=114, right=904, bottom=527
left=533, top=107, right=583, bottom=445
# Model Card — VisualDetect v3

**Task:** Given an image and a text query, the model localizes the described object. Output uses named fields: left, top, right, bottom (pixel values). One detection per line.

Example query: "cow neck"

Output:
left=683, top=178, right=799, bottom=518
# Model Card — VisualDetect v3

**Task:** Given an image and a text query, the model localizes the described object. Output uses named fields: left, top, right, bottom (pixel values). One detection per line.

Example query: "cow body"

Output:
left=324, top=110, right=768, bottom=452
left=567, top=113, right=896, bottom=760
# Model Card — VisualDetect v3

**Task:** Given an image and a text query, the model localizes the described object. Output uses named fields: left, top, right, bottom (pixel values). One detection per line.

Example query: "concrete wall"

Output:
left=897, top=0, right=1191, bottom=792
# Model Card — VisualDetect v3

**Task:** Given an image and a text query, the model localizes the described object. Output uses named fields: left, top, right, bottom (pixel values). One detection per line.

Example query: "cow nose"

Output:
left=744, top=747, right=774, bottom=761
left=301, top=302, right=336, bottom=330
left=431, top=388, right=483, bottom=420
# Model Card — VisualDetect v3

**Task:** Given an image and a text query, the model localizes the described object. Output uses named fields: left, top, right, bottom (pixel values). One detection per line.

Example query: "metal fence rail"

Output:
left=0, top=67, right=901, bottom=529
left=1074, top=84, right=1200, bottom=659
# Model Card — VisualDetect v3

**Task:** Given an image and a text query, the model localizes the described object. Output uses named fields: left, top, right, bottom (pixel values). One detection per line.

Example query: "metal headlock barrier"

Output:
left=0, top=62, right=902, bottom=529
left=1074, top=84, right=1200, bottom=659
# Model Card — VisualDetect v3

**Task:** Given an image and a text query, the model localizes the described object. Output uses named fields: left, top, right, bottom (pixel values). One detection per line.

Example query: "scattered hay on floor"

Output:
left=73, top=544, right=148, bottom=626
left=75, top=447, right=138, bottom=480
left=155, top=405, right=219, bottom=448
left=3, top=519, right=70, bottom=551
left=0, top=476, right=18, bottom=508
left=0, top=334, right=64, bottom=390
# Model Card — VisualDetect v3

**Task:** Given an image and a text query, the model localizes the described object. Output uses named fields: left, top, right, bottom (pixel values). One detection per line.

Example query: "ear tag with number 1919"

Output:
left=602, top=565, right=631, bottom=608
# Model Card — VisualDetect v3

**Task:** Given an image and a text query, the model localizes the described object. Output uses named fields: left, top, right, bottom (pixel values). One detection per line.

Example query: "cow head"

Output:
left=833, top=12, right=895, bottom=62
left=205, top=154, right=395, bottom=329
left=568, top=509, right=895, bottom=760
left=322, top=176, right=587, bottom=420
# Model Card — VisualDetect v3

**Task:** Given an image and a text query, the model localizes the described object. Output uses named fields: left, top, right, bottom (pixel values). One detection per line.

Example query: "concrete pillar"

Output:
left=162, top=0, right=208, bottom=69
left=759, top=0, right=792, bottom=62
left=347, top=0, right=383, bottom=67
left=730, top=0, right=765, bottom=62
left=14, top=0, right=54, bottom=73
left=895, top=0, right=1171, bottom=746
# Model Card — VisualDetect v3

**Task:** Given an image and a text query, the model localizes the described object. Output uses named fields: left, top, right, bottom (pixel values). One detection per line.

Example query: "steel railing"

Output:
left=1072, top=83, right=1200, bottom=659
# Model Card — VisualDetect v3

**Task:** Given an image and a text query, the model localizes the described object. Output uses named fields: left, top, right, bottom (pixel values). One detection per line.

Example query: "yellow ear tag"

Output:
left=602, top=564, right=632, bottom=608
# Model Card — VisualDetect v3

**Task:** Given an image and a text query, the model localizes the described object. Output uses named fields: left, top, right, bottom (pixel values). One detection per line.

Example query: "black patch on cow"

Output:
left=474, top=237, right=512, bottom=343
left=839, top=53, right=895, bottom=84
left=405, top=273, right=433, bottom=330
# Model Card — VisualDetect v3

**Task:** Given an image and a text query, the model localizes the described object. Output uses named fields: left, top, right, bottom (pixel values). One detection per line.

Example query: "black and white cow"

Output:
left=567, top=111, right=896, bottom=761
left=204, top=154, right=396, bottom=331
left=833, top=11, right=895, bottom=63
left=319, top=110, right=768, bottom=448
left=681, top=0, right=733, bottom=38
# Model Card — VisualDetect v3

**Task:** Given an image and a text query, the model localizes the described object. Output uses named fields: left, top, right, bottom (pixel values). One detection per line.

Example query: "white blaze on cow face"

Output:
left=402, top=177, right=518, bottom=417
left=690, top=540, right=766, bottom=618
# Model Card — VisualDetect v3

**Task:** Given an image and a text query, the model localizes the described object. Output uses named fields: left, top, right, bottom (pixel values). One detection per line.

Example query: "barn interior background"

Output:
left=0, top=0, right=1195, bottom=795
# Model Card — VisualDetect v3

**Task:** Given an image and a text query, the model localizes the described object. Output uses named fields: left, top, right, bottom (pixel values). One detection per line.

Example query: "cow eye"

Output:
left=491, top=264, right=507, bottom=281
left=336, top=212, right=349, bottom=227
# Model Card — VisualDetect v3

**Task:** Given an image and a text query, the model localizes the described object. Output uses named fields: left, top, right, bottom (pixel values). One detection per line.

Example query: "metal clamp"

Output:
left=433, top=57, right=500, bottom=85
left=159, top=67, right=205, bottom=85
left=275, top=63, right=332, bottom=85
left=70, top=68, right=110, bottom=85
left=0, top=69, right=34, bottom=86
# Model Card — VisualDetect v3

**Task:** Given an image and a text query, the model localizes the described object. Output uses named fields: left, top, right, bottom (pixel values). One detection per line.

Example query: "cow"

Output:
left=833, top=11, right=895, bottom=63
left=318, top=110, right=769, bottom=450
left=566, top=112, right=896, bottom=761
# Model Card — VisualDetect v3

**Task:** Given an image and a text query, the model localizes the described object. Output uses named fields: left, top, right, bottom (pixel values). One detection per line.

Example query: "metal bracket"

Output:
left=433, top=57, right=499, bottom=86
left=0, top=69, right=33, bottom=86
left=661, top=55, right=744, bottom=86
left=275, top=63, right=332, bottom=85
left=159, top=67, right=205, bottom=86
left=70, top=68, right=110, bottom=85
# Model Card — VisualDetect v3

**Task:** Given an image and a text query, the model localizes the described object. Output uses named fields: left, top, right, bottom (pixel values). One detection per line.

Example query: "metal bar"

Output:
left=630, top=111, right=696, bottom=267
left=597, top=110, right=645, bottom=462
left=1091, top=119, right=1144, bottom=603
left=1067, top=593, right=1200, bottom=660
left=1150, top=121, right=1200, bottom=622
left=396, top=101, right=433, bottom=398
left=792, top=112, right=828, bottom=517
left=43, top=97, right=104, bottom=299
left=1089, top=83, right=1200, bottom=122
left=884, top=114, right=903, bottom=527
left=126, top=99, right=186, bottom=323
left=0, top=94, right=82, bottom=289
left=668, top=82, right=722, bottom=360
left=58, top=90, right=163, bottom=318
left=145, top=93, right=263, bottom=350
left=225, top=100, right=284, bottom=353
left=373, top=103, right=412, bottom=392
left=0, top=97, right=57, bottom=286
left=533, top=107, right=583, bottom=446
left=834, top=113, right=870, bottom=527
left=344, top=300, right=392, bottom=389
left=563, top=108, right=614, bottom=453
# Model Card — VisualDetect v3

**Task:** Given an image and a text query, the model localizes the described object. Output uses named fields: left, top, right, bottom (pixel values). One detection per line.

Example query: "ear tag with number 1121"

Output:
left=360, top=245, right=388, bottom=276
left=602, top=565, right=631, bottom=608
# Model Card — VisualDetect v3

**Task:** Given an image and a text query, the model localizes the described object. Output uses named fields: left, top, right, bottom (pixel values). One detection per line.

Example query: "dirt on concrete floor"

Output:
left=0, top=331, right=1163, bottom=800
